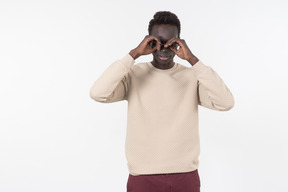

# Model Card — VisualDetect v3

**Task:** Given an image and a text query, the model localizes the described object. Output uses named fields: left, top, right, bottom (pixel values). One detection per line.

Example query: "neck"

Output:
left=151, top=60, right=175, bottom=70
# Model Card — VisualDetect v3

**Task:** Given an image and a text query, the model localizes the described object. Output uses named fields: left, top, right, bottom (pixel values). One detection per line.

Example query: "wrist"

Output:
left=188, top=56, right=199, bottom=66
left=129, top=49, right=139, bottom=60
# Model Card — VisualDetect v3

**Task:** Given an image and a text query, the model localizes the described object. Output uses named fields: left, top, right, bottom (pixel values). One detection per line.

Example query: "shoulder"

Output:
left=175, top=63, right=195, bottom=75
left=129, top=62, right=150, bottom=74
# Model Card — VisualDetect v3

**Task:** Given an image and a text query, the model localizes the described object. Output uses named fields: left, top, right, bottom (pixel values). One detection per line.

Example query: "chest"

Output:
left=128, top=71, right=198, bottom=107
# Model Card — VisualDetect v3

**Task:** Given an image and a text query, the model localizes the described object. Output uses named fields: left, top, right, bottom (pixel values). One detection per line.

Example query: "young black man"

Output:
left=90, top=11, right=234, bottom=192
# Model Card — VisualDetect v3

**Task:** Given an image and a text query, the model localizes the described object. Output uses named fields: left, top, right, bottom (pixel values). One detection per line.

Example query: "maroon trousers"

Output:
left=126, top=169, right=201, bottom=192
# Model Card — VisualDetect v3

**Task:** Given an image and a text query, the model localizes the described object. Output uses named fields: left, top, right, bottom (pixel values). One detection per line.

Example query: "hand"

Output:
left=129, top=35, right=161, bottom=60
left=164, top=38, right=199, bottom=66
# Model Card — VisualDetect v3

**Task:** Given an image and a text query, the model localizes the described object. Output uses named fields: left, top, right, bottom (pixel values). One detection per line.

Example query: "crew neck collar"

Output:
left=147, top=62, right=178, bottom=72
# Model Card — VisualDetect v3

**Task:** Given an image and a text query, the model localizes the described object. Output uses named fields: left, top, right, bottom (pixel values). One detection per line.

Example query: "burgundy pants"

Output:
left=126, top=169, right=201, bottom=192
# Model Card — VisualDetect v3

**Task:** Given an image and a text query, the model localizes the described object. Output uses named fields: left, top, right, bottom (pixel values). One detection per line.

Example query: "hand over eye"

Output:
left=149, top=40, right=157, bottom=49
left=170, top=43, right=179, bottom=50
left=129, top=36, right=161, bottom=60
left=164, top=38, right=197, bottom=62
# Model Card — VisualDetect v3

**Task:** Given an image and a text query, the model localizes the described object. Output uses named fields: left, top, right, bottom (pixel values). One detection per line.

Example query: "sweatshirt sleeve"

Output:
left=90, top=54, right=134, bottom=103
left=192, top=60, right=235, bottom=111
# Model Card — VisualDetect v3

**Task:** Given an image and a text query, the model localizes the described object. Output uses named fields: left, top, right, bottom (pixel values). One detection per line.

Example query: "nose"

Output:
left=160, top=43, right=169, bottom=51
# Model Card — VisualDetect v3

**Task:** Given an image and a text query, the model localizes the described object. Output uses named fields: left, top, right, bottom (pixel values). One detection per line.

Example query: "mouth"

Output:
left=159, top=56, right=169, bottom=61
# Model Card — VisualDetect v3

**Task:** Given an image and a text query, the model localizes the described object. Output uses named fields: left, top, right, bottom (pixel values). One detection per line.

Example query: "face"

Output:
left=150, top=24, right=179, bottom=66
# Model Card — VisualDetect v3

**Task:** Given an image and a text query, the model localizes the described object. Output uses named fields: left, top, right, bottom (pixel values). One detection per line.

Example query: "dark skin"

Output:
left=129, top=24, right=199, bottom=68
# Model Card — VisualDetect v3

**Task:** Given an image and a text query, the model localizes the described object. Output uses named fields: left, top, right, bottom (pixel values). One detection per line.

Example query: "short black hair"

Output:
left=148, top=11, right=181, bottom=37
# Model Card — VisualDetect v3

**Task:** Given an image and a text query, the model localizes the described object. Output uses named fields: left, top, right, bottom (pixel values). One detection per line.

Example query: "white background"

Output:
left=1, top=0, right=287, bottom=191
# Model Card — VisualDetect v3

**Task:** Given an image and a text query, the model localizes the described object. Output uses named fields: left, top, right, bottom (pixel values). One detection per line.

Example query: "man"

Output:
left=90, top=11, right=234, bottom=192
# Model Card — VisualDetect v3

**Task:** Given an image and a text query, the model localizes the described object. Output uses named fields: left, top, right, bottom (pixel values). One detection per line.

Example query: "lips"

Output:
left=159, top=56, right=169, bottom=61
left=154, top=50, right=173, bottom=61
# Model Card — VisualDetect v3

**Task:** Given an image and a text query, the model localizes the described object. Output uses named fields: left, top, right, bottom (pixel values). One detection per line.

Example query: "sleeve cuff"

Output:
left=120, top=53, right=135, bottom=71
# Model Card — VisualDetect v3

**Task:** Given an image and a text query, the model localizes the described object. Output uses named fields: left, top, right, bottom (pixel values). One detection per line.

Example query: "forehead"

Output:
left=150, top=24, right=178, bottom=41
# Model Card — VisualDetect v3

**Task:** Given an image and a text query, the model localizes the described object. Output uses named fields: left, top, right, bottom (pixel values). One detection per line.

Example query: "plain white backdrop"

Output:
left=0, top=0, right=287, bottom=191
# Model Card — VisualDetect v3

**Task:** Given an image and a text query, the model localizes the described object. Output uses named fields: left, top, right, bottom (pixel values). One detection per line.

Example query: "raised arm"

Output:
left=165, top=37, right=234, bottom=110
left=90, top=35, right=161, bottom=103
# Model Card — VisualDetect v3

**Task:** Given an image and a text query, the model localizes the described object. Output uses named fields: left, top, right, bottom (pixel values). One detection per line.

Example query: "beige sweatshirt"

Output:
left=90, top=54, right=234, bottom=176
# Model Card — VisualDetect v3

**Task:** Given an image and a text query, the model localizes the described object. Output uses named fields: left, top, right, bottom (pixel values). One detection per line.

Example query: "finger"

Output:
left=164, top=37, right=179, bottom=48
left=152, top=45, right=158, bottom=52
left=169, top=46, right=178, bottom=54
left=156, top=40, right=161, bottom=50
left=144, top=36, right=155, bottom=45
left=146, top=36, right=160, bottom=46
left=151, top=37, right=161, bottom=50
left=146, top=35, right=159, bottom=43
left=167, top=38, right=185, bottom=49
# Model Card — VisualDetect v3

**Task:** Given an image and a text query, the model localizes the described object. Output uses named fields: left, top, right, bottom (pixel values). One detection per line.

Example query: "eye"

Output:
left=171, top=43, right=179, bottom=49
left=149, top=40, right=157, bottom=48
